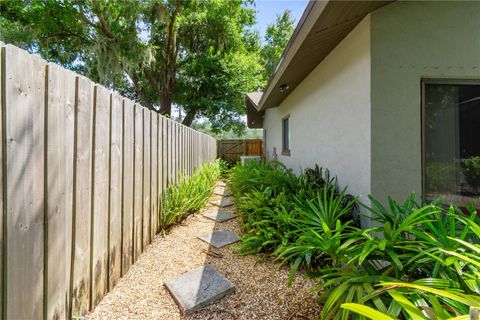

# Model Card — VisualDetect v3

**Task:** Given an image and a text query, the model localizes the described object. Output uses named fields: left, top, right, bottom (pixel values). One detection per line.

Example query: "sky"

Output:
left=251, top=0, right=309, bottom=40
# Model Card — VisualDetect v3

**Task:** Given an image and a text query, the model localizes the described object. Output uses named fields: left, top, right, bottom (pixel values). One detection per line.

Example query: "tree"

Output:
left=0, top=0, right=261, bottom=129
left=192, top=121, right=263, bottom=139
left=260, top=9, right=295, bottom=84
left=174, top=1, right=262, bottom=129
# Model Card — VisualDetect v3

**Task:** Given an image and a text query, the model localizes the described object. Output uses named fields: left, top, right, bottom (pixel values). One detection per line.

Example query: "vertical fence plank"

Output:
left=170, top=121, right=174, bottom=184
left=179, top=125, right=183, bottom=176
left=156, top=115, right=165, bottom=233
left=189, top=129, right=192, bottom=174
left=190, top=129, right=193, bottom=174
left=179, top=125, right=182, bottom=176
left=71, top=75, right=93, bottom=317
left=109, top=93, right=123, bottom=290
left=178, top=125, right=181, bottom=177
left=46, top=63, right=75, bottom=320
left=143, top=111, right=151, bottom=247
left=133, top=104, right=143, bottom=259
left=167, top=119, right=172, bottom=185
left=197, top=133, right=200, bottom=168
left=182, top=126, right=186, bottom=175
left=174, top=122, right=178, bottom=182
left=91, top=85, right=111, bottom=307
left=162, top=117, right=168, bottom=192
left=174, top=122, right=177, bottom=182
left=193, top=132, right=196, bottom=170
left=151, top=112, right=158, bottom=239
left=179, top=124, right=182, bottom=178
left=186, top=128, right=189, bottom=176
left=4, top=44, right=45, bottom=319
left=122, top=99, right=134, bottom=274
left=185, top=128, right=189, bottom=175
left=0, top=43, right=3, bottom=320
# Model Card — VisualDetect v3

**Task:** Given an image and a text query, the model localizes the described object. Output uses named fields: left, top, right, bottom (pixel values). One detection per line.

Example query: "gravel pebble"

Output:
left=86, top=183, right=321, bottom=320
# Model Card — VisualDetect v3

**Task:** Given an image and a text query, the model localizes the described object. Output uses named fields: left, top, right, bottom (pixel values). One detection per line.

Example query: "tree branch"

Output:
left=77, top=7, right=117, bottom=42
left=98, top=15, right=117, bottom=42
left=44, top=30, right=94, bottom=44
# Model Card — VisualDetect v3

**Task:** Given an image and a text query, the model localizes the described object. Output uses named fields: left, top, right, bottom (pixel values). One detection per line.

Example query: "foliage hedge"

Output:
left=228, top=160, right=480, bottom=320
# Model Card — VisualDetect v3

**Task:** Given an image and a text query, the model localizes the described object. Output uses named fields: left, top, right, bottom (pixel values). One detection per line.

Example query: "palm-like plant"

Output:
left=342, top=281, right=480, bottom=320
left=228, top=160, right=480, bottom=320
left=159, top=160, right=220, bottom=232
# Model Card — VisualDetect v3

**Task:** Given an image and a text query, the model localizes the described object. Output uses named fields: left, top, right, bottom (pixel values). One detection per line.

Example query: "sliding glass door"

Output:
left=423, top=80, right=480, bottom=209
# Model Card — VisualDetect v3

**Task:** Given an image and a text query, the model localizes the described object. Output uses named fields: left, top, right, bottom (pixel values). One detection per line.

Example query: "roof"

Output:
left=254, top=0, right=393, bottom=111
left=245, top=92, right=264, bottom=128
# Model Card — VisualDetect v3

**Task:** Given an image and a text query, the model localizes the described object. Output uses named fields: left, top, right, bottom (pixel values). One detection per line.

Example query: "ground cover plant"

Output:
left=229, top=160, right=480, bottom=320
left=159, top=160, right=221, bottom=233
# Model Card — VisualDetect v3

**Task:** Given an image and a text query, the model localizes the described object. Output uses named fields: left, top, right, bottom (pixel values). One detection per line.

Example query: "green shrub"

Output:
left=318, top=198, right=480, bottom=320
left=342, top=281, right=480, bottom=320
left=228, top=159, right=480, bottom=319
left=229, top=160, right=298, bottom=197
left=236, top=188, right=297, bottom=255
left=218, top=159, right=232, bottom=177
left=229, top=160, right=358, bottom=277
left=275, top=181, right=358, bottom=283
left=159, top=160, right=221, bottom=233
left=230, top=161, right=358, bottom=258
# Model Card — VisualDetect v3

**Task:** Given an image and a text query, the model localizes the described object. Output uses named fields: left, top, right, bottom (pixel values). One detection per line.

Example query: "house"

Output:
left=246, top=0, right=480, bottom=225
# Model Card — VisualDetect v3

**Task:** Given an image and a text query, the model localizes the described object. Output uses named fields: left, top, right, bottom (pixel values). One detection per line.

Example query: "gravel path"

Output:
left=86, top=182, right=321, bottom=319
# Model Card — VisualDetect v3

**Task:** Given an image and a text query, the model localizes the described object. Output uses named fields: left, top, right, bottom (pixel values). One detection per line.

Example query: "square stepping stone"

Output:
left=216, top=181, right=227, bottom=187
left=197, top=230, right=240, bottom=248
left=210, top=198, right=234, bottom=208
left=203, top=210, right=236, bottom=222
left=214, top=188, right=233, bottom=197
left=164, top=265, right=235, bottom=315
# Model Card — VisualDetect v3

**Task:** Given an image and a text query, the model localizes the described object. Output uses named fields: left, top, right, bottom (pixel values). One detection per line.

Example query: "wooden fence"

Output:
left=218, top=139, right=263, bottom=163
left=0, top=44, right=217, bottom=319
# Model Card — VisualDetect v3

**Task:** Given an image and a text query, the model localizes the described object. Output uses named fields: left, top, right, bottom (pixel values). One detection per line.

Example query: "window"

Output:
left=282, top=115, right=290, bottom=156
left=423, top=79, right=480, bottom=209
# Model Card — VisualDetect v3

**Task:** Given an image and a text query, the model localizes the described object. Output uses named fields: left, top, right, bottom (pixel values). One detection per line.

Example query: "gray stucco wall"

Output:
left=370, top=1, right=480, bottom=202
left=263, top=16, right=372, bottom=203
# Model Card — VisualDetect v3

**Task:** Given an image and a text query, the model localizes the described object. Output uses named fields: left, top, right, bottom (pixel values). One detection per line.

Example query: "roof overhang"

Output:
left=245, top=92, right=264, bottom=128
left=257, top=0, right=393, bottom=110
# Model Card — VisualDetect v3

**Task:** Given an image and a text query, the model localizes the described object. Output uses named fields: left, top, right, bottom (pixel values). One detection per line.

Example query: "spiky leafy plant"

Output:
left=341, top=281, right=480, bottom=320
left=228, top=160, right=480, bottom=319
left=159, top=160, right=220, bottom=233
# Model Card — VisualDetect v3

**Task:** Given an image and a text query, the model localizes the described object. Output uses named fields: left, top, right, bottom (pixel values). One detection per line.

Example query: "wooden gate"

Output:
left=218, top=139, right=263, bottom=163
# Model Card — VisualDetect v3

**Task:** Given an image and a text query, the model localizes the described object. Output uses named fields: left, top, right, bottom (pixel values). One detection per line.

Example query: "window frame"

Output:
left=421, top=78, right=480, bottom=200
left=282, top=114, right=291, bottom=156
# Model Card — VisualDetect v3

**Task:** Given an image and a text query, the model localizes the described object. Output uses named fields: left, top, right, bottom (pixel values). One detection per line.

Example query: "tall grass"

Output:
left=159, top=160, right=221, bottom=233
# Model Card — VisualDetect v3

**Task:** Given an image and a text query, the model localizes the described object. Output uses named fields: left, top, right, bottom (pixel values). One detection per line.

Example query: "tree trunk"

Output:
left=182, top=109, right=197, bottom=127
left=155, top=4, right=178, bottom=117
left=159, top=92, right=172, bottom=116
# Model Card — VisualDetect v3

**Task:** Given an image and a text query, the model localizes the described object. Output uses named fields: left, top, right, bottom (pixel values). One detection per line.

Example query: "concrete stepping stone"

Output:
left=203, top=210, right=237, bottom=222
left=214, top=187, right=233, bottom=197
left=164, top=265, right=235, bottom=315
left=197, top=230, right=240, bottom=248
left=216, top=181, right=227, bottom=187
left=210, top=198, right=234, bottom=208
